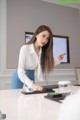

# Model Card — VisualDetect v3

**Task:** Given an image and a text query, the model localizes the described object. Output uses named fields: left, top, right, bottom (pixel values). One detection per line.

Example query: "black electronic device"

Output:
left=21, top=87, right=55, bottom=95
left=44, top=92, right=67, bottom=103
left=43, top=84, right=58, bottom=89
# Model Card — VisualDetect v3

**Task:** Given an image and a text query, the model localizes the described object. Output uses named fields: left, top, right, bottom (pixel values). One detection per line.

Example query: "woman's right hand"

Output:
left=33, top=84, right=43, bottom=91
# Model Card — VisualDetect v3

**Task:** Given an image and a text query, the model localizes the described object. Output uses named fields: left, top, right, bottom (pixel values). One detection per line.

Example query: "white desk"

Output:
left=0, top=86, right=80, bottom=120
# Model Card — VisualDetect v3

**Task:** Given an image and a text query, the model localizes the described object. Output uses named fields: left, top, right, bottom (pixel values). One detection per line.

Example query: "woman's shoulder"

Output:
left=19, top=45, right=28, bottom=53
left=20, top=44, right=33, bottom=51
left=20, top=44, right=29, bottom=50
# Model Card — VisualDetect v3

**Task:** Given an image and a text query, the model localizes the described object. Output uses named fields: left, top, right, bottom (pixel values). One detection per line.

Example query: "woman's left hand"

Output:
left=58, top=54, right=65, bottom=60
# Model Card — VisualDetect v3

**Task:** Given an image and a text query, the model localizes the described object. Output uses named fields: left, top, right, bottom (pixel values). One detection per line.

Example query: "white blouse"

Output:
left=18, top=44, right=60, bottom=88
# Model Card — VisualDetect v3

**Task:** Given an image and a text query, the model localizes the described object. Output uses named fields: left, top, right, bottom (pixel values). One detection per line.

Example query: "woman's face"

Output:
left=35, top=30, right=50, bottom=47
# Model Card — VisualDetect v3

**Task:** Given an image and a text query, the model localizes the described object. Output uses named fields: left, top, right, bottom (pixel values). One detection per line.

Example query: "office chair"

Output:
left=11, top=69, right=34, bottom=89
left=75, top=67, right=80, bottom=85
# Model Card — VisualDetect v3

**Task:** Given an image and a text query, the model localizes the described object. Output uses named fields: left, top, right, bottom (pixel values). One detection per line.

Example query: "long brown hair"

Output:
left=27, top=25, right=54, bottom=73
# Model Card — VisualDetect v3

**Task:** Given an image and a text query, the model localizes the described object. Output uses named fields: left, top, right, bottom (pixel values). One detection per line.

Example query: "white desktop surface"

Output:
left=0, top=86, right=80, bottom=120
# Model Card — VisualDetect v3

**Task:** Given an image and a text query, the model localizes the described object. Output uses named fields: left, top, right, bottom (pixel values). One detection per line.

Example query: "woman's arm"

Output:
left=18, top=45, right=34, bottom=88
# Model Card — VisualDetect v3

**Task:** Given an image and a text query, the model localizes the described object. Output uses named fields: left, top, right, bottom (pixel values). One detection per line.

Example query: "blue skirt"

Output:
left=11, top=69, right=34, bottom=89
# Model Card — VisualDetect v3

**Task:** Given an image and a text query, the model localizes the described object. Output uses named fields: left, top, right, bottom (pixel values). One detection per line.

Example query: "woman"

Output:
left=15, top=25, right=64, bottom=91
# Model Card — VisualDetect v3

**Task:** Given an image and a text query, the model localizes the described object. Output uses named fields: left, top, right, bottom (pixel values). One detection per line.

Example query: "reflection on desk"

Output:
left=17, top=92, right=61, bottom=120
left=58, top=89, right=80, bottom=120
left=0, top=89, right=61, bottom=120
left=0, top=86, right=80, bottom=120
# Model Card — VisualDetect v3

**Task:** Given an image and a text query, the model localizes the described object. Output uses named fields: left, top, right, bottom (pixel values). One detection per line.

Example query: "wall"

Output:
left=0, top=0, right=1, bottom=68
left=0, top=0, right=7, bottom=70
left=7, top=0, right=80, bottom=69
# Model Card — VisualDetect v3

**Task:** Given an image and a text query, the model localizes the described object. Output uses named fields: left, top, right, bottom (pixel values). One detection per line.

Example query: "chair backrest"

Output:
left=75, top=67, right=80, bottom=85
left=11, top=69, right=34, bottom=89
left=11, top=69, right=23, bottom=89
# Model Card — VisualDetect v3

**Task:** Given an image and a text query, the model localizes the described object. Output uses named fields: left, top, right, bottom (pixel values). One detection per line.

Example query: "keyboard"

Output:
left=21, top=87, right=55, bottom=95
left=43, top=84, right=58, bottom=89
left=21, top=84, right=58, bottom=95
